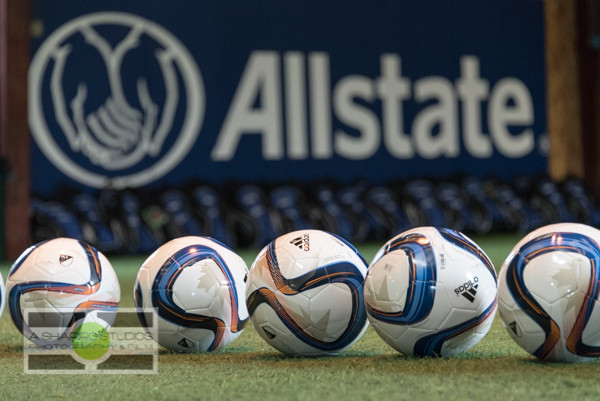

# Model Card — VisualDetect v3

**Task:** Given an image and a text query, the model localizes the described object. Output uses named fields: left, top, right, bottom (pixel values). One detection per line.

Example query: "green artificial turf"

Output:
left=1, top=233, right=600, bottom=401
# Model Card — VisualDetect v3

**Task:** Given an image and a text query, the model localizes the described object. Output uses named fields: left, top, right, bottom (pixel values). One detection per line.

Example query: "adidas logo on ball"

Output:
left=454, top=277, right=479, bottom=302
left=289, top=234, right=310, bottom=251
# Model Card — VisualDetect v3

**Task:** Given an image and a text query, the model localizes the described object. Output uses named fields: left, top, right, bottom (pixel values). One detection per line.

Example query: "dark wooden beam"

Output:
left=0, top=0, right=31, bottom=260
left=545, top=0, right=585, bottom=183
left=578, top=0, right=600, bottom=196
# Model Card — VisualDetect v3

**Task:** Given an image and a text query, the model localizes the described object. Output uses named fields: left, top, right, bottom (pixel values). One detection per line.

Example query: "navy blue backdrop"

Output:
left=29, top=0, right=546, bottom=196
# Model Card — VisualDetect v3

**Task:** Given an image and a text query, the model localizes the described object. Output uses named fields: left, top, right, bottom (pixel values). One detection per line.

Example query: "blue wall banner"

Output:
left=29, top=0, right=547, bottom=196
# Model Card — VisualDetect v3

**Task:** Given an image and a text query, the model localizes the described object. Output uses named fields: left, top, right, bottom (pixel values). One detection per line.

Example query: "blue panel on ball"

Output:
left=365, top=233, right=437, bottom=325
left=505, top=232, right=600, bottom=359
left=151, top=244, right=247, bottom=351
left=247, top=241, right=367, bottom=352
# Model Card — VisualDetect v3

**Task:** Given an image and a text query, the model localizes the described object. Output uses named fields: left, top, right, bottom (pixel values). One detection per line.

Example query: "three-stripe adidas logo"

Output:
left=454, top=277, right=480, bottom=303
left=460, top=284, right=478, bottom=302
left=289, top=237, right=304, bottom=248
left=289, top=233, right=310, bottom=251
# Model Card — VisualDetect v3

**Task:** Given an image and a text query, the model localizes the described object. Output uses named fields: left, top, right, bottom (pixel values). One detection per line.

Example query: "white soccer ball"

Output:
left=498, top=222, right=600, bottom=362
left=134, top=236, right=249, bottom=352
left=6, top=238, right=121, bottom=344
left=246, top=229, right=369, bottom=356
left=0, top=271, right=5, bottom=319
left=364, top=227, right=497, bottom=357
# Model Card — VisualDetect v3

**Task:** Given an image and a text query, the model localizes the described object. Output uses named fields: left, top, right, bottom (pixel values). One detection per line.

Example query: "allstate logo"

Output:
left=29, top=12, right=204, bottom=189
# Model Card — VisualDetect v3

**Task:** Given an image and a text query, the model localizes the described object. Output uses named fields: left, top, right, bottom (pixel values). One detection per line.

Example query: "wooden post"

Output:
left=545, top=0, right=585, bottom=182
left=577, top=0, right=600, bottom=196
left=0, top=0, right=31, bottom=260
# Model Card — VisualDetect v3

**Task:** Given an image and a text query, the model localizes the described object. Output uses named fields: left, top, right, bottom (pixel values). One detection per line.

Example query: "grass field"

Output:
left=1, top=232, right=600, bottom=401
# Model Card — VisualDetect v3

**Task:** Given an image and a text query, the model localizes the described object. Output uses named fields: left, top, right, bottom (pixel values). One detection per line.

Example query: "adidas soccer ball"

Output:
left=246, top=229, right=369, bottom=356
left=364, top=227, right=498, bottom=357
left=498, top=223, right=600, bottom=362
left=134, top=236, right=249, bottom=352
left=6, top=238, right=121, bottom=344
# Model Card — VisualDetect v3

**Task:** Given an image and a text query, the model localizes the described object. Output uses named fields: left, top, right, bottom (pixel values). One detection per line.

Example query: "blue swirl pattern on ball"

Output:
left=365, top=233, right=437, bottom=326
left=8, top=240, right=118, bottom=338
left=247, top=240, right=367, bottom=352
left=365, top=227, right=498, bottom=357
left=504, top=232, right=600, bottom=359
left=148, top=244, right=248, bottom=351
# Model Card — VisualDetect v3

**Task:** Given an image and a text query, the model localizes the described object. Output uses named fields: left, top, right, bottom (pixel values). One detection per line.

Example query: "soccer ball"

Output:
left=497, top=222, right=600, bottom=362
left=0, top=271, right=5, bottom=318
left=364, top=227, right=498, bottom=357
left=6, top=238, right=121, bottom=344
left=246, top=229, right=369, bottom=356
left=134, top=236, right=249, bottom=352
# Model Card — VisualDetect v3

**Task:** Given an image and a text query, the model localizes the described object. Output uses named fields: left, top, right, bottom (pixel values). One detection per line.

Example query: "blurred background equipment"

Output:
left=1, top=0, right=600, bottom=257
left=29, top=175, right=600, bottom=254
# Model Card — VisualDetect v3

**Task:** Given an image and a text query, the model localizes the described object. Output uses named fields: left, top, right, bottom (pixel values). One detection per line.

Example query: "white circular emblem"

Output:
left=29, top=12, right=204, bottom=189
